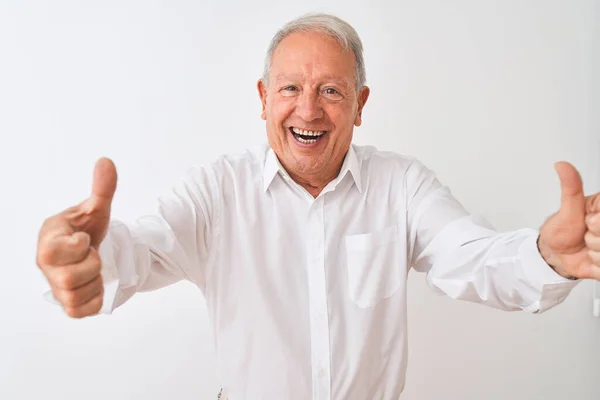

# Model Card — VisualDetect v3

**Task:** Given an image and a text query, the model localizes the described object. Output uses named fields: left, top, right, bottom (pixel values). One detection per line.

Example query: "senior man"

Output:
left=37, top=13, right=600, bottom=400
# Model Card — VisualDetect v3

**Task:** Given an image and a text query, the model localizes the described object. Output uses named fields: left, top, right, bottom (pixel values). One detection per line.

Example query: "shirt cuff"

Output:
left=519, top=232, right=580, bottom=313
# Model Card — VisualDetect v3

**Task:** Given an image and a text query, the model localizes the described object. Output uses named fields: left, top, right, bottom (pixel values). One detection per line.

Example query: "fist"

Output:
left=538, top=161, right=600, bottom=280
left=36, top=158, right=117, bottom=318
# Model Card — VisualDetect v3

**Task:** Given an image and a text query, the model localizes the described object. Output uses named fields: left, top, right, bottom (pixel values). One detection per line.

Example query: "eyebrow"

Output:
left=272, top=74, right=352, bottom=89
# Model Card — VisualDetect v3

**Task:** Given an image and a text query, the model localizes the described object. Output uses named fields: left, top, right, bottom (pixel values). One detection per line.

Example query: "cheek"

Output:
left=268, top=97, right=295, bottom=122
left=266, top=104, right=292, bottom=143
left=327, top=106, right=355, bottom=132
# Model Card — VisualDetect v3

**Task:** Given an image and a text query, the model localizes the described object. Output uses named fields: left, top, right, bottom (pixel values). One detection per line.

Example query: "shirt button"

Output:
left=318, top=367, right=326, bottom=379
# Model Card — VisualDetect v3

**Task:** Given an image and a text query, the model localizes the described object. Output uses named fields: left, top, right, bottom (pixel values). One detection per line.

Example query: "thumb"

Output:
left=554, top=161, right=585, bottom=220
left=89, top=157, right=118, bottom=210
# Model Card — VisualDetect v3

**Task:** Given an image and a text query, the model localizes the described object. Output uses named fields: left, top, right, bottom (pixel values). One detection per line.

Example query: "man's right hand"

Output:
left=36, top=158, right=118, bottom=318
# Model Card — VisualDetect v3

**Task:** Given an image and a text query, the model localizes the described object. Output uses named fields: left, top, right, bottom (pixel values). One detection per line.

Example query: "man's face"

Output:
left=258, top=31, right=369, bottom=184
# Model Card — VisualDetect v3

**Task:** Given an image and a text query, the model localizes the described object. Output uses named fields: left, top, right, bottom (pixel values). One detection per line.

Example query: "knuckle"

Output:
left=62, top=290, right=79, bottom=308
left=55, top=271, right=77, bottom=289
left=91, top=260, right=102, bottom=277
left=88, top=248, right=101, bottom=264
left=92, top=276, right=104, bottom=292
left=85, top=251, right=102, bottom=276
left=36, top=242, right=55, bottom=265
left=70, top=236, right=89, bottom=254
left=38, top=216, right=55, bottom=239
left=585, top=231, right=592, bottom=241
left=91, top=296, right=103, bottom=314
left=64, top=306, right=83, bottom=319
left=586, top=231, right=600, bottom=246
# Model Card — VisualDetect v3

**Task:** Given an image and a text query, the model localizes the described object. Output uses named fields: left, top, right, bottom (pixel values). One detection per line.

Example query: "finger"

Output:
left=579, top=262, right=600, bottom=281
left=586, top=193, right=600, bottom=214
left=554, top=161, right=585, bottom=220
left=44, top=246, right=101, bottom=290
left=38, top=212, right=75, bottom=240
left=53, top=274, right=103, bottom=309
left=589, top=265, right=600, bottom=281
left=86, top=157, right=118, bottom=212
left=585, top=213, right=600, bottom=235
left=38, top=231, right=91, bottom=267
left=64, top=290, right=104, bottom=319
left=585, top=230, right=600, bottom=251
left=37, top=216, right=72, bottom=266
left=588, top=250, right=600, bottom=266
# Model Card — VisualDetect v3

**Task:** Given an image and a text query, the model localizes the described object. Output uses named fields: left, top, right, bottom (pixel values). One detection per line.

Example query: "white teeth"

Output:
left=296, top=136, right=318, bottom=144
left=292, top=127, right=325, bottom=137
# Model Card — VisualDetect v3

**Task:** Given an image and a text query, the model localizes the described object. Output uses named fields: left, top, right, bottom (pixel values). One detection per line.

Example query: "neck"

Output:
left=288, top=168, right=341, bottom=198
left=283, top=152, right=347, bottom=198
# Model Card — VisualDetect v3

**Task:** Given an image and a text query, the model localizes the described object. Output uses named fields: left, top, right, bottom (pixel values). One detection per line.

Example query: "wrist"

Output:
left=536, top=236, right=578, bottom=280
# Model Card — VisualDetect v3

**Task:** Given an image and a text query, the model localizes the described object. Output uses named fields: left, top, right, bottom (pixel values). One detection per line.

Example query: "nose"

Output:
left=295, top=90, right=323, bottom=122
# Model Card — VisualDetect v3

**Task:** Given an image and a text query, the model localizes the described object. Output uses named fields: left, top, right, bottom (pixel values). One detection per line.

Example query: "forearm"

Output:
left=97, top=218, right=196, bottom=313
left=413, top=215, right=580, bottom=313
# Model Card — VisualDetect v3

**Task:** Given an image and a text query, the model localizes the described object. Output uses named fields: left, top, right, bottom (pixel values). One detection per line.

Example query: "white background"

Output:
left=1, top=1, right=599, bottom=399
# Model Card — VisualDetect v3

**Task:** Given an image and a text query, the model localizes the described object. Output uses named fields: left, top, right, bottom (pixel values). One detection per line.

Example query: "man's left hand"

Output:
left=537, top=161, right=600, bottom=280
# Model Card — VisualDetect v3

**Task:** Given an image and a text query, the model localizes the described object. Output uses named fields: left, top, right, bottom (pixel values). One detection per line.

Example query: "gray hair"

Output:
left=262, top=13, right=366, bottom=91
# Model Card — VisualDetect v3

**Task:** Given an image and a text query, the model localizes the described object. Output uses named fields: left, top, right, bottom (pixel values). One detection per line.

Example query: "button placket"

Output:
left=307, top=198, right=331, bottom=400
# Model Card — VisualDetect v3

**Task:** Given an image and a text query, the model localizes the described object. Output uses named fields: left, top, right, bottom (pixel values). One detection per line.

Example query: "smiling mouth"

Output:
left=289, top=127, right=327, bottom=144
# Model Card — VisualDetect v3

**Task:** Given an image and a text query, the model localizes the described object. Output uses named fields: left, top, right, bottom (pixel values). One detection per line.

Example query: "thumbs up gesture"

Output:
left=537, top=162, right=600, bottom=280
left=36, top=158, right=118, bottom=318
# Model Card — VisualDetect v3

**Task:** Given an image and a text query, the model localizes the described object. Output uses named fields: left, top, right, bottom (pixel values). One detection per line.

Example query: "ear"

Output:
left=354, top=86, right=370, bottom=127
left=257, top=79, right=268, bottom=121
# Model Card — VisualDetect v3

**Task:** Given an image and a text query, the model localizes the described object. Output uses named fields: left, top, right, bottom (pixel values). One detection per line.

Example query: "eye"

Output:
left=280, top=85, right=300, bottom=97
left=322, top=87, right=343, bottom=100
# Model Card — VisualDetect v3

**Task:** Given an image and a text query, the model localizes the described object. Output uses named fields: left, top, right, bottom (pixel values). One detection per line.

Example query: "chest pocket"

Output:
left=344, top=225, right=404, bottom=308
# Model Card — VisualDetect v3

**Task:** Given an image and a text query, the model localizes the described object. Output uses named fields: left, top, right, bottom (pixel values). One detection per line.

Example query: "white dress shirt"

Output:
left=49, top=143, right=580, bottom=399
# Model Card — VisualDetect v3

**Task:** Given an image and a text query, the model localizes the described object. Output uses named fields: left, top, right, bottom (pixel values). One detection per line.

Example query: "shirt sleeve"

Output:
left=405, top=159, right=580, bottom=314
left=43, top=163, right=220, bottom=314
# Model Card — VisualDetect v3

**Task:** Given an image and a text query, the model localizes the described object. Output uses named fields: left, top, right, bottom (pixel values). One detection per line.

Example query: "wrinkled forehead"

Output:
left=269, top=31, right=356, bottom=87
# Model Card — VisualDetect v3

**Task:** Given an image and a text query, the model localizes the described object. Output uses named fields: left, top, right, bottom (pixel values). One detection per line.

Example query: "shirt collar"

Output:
left=262, top=144, right=363, bottom=194
left=343, top=144, right=363, bottom=193
left=262, top=147, right=283, bottom=192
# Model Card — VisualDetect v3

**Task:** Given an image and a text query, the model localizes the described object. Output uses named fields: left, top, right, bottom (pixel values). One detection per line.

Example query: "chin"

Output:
left=290, top=155, right=324, bottom=174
